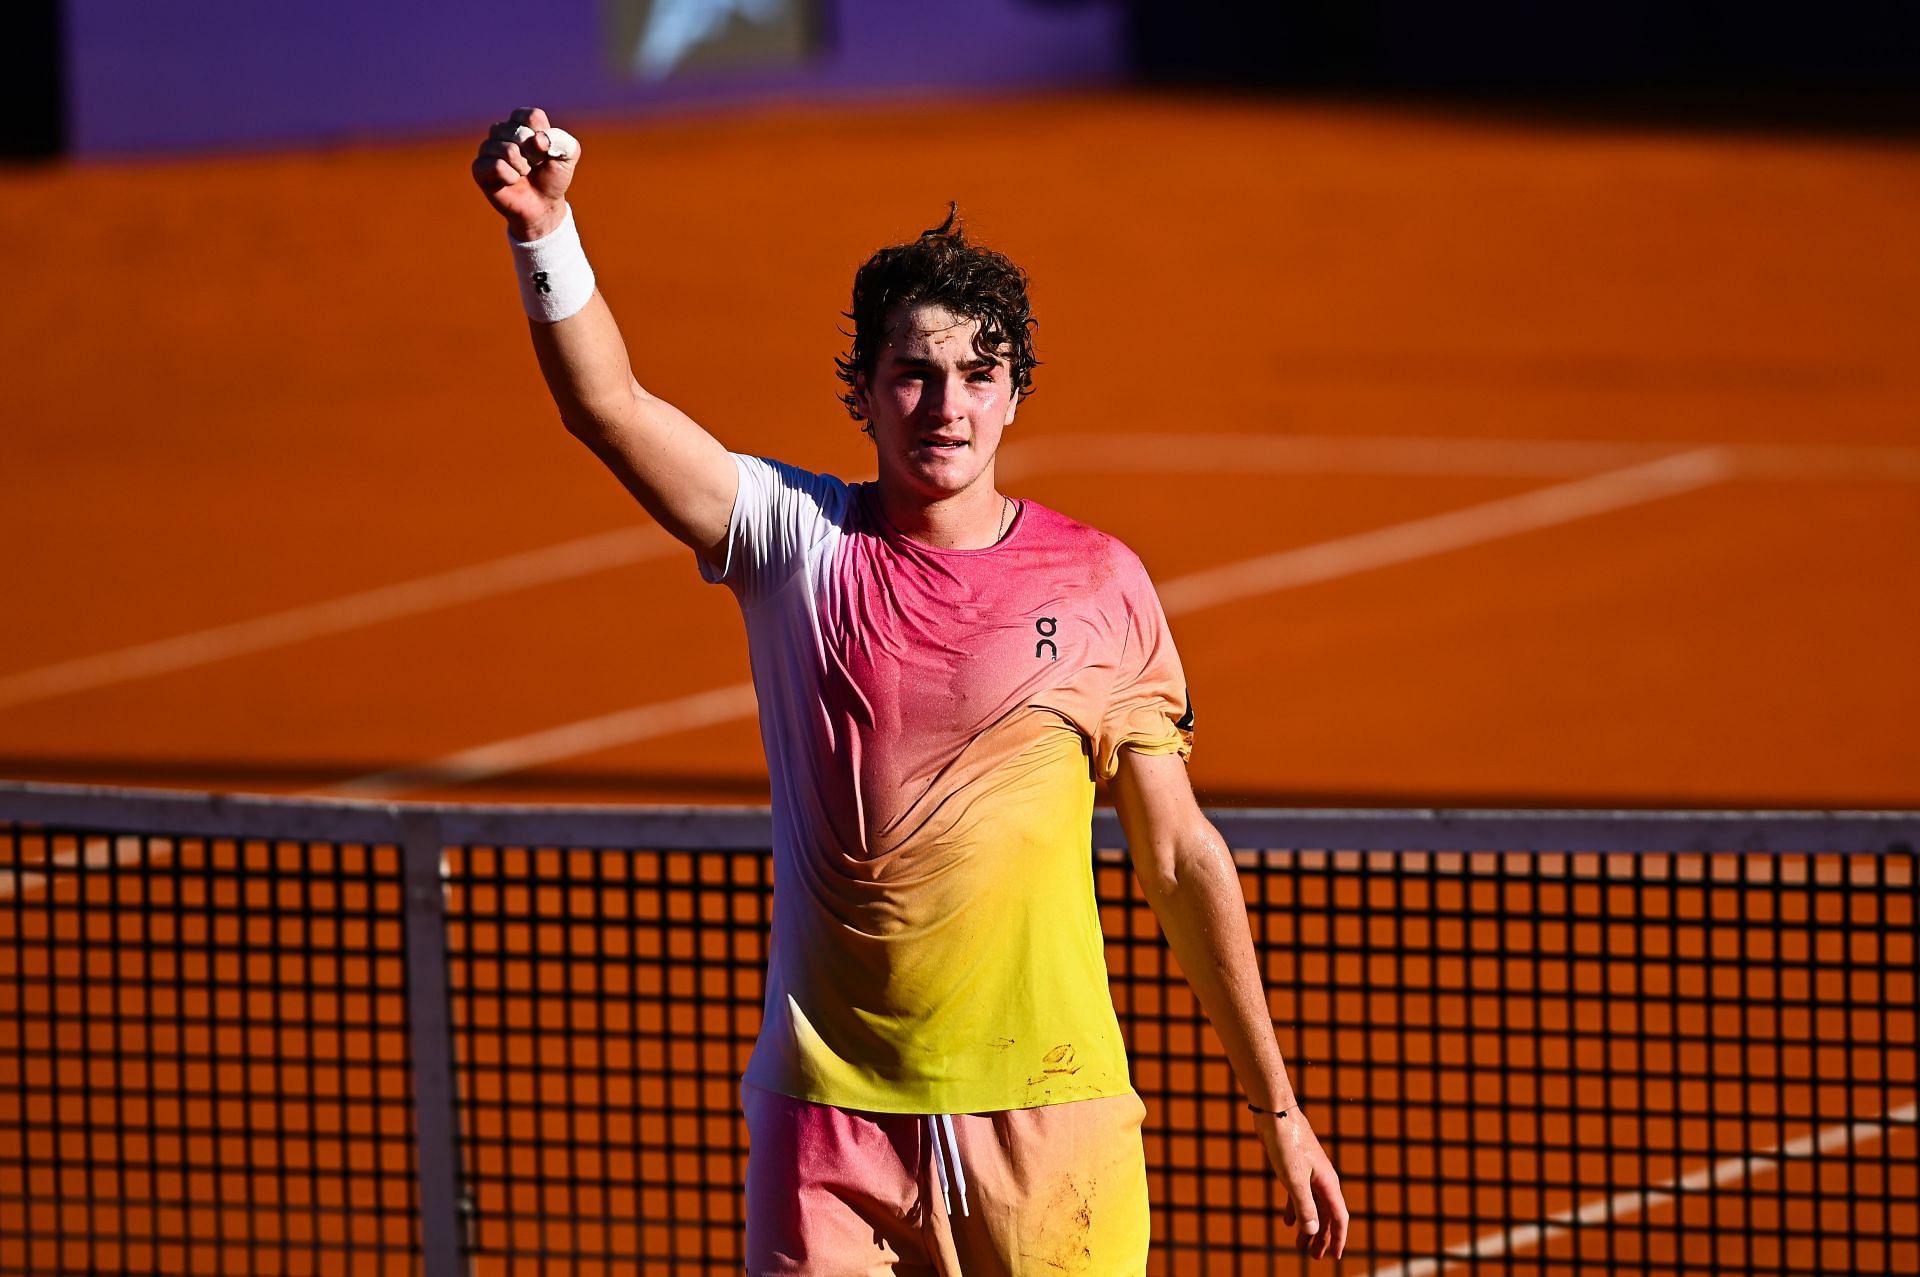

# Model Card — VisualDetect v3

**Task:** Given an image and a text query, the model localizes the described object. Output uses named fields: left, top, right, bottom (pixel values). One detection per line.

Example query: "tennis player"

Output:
left=473, top=107, right=1348, bottom=1274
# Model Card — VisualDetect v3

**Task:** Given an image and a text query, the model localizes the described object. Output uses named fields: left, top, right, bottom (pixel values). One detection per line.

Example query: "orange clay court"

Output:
left=2, top=92, right=1918, bottom=809
left=2, top=89, right=1919, bottom=1277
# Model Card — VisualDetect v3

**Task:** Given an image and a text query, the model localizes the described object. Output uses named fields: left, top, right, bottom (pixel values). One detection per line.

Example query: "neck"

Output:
left=877, top=477, right=1007, bottom=550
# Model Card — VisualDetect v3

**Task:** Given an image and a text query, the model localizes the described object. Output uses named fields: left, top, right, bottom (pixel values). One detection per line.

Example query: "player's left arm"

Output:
left=1111, top=748, right=1350, bottom=1262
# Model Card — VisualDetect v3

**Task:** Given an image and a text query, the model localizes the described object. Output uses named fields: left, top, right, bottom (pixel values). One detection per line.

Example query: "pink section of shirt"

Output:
left=703, top=455, right=1192, bottom=1112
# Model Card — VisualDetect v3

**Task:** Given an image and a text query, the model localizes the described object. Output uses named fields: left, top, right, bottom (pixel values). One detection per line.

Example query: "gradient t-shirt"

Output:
left=702, top=454, right=1193, bottom=1114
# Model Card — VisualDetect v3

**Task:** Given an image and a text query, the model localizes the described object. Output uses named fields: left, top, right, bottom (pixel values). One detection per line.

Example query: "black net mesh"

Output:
left=444, top=844, right=768, bottom=1270
left=1104, top=847, right=1919, bottom=1276
left=439, top=841, right=1917, bottom=1276
left=4, top=811, right=1916, bottom=1275
left=0, top=824, right=420, bottom=1275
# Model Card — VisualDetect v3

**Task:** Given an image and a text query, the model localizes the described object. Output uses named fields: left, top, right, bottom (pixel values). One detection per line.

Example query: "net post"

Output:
left=401, top=809, right=468, bottom=1277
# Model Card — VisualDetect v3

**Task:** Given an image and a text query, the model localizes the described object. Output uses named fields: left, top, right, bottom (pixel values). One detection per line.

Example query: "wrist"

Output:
left=507, top=204, right=595, bottom=323
left=1246, top=1079, right=1299, bottom=1114
left=507, top=204, right=570, bottom=245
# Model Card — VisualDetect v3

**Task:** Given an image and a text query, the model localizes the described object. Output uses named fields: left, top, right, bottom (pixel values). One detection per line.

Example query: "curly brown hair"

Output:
left=835, top=204, right=1039, bottom=422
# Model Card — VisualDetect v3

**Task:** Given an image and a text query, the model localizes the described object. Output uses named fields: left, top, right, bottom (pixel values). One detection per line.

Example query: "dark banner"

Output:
left=11, top=1, right=64, bottom=158
left=1130, top=1, right=1920, bottom=131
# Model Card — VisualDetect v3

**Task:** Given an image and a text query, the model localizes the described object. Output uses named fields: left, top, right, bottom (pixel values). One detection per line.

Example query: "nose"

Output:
left=926, top=373, right=968, bottom=423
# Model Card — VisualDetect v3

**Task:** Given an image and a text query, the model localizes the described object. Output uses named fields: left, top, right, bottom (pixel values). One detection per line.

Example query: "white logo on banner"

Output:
left=634, top=0, right=787, bottom=78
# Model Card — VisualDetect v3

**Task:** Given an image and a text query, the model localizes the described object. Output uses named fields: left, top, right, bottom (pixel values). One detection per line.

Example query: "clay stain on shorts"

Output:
left=1022, top=1174, right=1097, bottom=1272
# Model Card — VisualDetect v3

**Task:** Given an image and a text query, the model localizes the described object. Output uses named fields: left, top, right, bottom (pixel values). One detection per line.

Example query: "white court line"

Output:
left=0, top=526, right=677, bottom=713
left=1158, top=447, right=1731, bottom=615
left=1363, top=1101, right=1919, bottom=1277
left=319, top=682, right=760, bottom=798
left=1725, top=442, right=1920, bottom=483
left=1001, top=435, right=1920, bottom=483
left=326, top=448, right=1730, bottom=797
left=5, top=434, right=1914, bottom=716
left=999, top=433, right=1685, bottom=481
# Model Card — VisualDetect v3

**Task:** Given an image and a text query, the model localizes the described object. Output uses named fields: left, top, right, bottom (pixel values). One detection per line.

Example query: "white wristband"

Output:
left=509, top=205, right=596, bottom=323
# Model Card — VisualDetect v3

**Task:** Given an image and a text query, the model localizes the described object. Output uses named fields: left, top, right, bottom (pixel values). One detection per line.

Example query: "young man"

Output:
left=472, top=107, right=1348, bottom=1274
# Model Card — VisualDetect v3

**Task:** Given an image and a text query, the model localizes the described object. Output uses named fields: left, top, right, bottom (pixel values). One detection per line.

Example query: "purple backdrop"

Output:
left=66, top=0, right=1127, bottom=156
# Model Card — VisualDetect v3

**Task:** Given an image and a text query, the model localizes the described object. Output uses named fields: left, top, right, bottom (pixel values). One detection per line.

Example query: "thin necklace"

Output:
left=996, top=495, right=1013, bottom=543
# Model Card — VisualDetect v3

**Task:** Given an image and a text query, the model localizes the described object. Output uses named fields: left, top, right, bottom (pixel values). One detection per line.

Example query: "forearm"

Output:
left=526, top=287, right=646, bottom=430
left=474, top=111, right=737, bottom=555
left=526, top=288, right=733, bottom=551
left=501, top=195, right=642, bottom=427
left=1142, top=825, right=1299, bottom=1109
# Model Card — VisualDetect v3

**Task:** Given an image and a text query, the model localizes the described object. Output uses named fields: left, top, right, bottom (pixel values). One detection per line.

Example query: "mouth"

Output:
left=917, top=437, right=969, bottom=453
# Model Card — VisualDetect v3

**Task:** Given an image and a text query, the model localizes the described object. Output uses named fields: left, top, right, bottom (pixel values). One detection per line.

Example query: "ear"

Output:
left=851, top=371, right=873, bottom=423
left=1003, top=388, right=1019, bottom=427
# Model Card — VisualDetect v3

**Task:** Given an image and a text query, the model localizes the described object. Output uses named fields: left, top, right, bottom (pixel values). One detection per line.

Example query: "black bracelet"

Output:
left=1246, top=1101, right=1295, bottom=1118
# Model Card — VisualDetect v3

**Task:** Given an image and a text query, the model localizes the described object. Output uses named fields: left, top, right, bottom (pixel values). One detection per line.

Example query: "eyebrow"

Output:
left=888, top=353, right=1000, bottom=371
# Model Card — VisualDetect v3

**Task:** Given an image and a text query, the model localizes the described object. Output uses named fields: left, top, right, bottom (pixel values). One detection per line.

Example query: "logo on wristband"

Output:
left=532, top=271, right=552, bottom=295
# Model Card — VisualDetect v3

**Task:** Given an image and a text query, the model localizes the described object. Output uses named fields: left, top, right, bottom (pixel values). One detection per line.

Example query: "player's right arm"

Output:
left=471, top=107, right=736, bottom=568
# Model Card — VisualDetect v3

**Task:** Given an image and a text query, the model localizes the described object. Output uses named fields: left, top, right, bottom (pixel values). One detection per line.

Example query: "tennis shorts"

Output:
left=742, top=1082, right=1150, bottom=1276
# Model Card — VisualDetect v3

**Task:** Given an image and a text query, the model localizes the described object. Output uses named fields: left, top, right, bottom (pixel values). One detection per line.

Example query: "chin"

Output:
left=898, top=456, right=980, bottom=494
left=932, top=468, right=991, bottom=499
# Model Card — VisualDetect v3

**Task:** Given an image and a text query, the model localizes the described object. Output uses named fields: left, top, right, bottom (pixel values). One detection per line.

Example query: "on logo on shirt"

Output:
left=1035, top=617, right=1059, bottom=660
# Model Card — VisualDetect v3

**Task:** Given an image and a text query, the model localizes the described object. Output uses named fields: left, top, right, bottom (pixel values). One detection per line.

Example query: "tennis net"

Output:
left=2, top=783, right=1915, bottom=1275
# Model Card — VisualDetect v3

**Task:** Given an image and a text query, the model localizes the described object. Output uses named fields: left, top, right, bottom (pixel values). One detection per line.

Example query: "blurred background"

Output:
left=6, top=0, right=1919, bottom=807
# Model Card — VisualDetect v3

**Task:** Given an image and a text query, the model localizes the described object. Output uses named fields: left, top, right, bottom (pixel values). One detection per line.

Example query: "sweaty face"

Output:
left=856, top=303, right=1019, bottom=503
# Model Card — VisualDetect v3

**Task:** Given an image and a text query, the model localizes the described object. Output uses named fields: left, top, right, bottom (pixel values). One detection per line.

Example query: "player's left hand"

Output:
left=1253, top=1106, right=1349, bottom=1260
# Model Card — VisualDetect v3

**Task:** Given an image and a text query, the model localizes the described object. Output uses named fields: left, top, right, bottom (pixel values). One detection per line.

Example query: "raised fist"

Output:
left=472, top=107, right=580, bottom=242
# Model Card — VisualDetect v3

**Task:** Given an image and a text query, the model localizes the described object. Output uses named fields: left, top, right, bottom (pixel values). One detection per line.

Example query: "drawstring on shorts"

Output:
left=925, top=1113, right=970, bottom=1217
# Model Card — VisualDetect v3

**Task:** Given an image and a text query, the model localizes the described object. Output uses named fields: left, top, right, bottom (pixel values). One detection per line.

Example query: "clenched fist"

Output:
left=472, top=107, right=579, bottom=242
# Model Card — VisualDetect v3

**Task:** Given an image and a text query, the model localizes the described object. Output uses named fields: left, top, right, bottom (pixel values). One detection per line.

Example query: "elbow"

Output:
left=556, top=389, right=636, bottom=443
left=1141, top=828, right=1234, bottom=904
left=559, top=406, right=602, bottom=442
left=1136, top=834, right=1195, bottom=903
